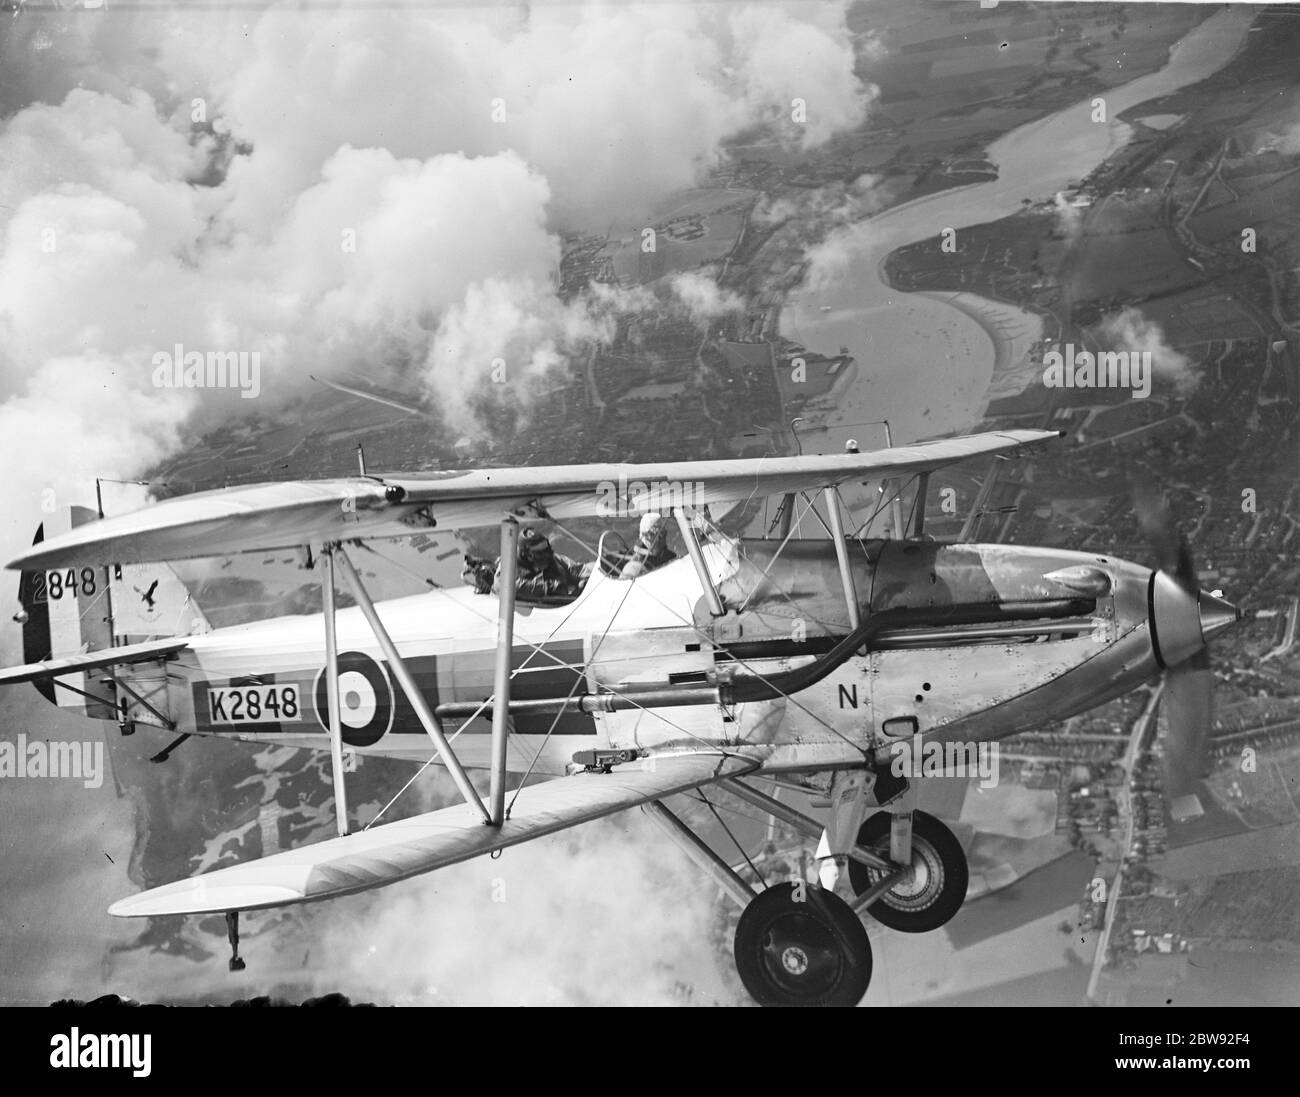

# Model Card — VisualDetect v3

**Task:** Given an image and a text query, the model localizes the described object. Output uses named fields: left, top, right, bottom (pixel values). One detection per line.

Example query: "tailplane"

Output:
left=15, top=492, right=209, bottom=717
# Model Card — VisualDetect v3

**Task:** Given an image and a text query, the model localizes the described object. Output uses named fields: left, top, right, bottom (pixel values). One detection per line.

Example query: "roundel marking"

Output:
left=314, top=651, right=393, bottom=747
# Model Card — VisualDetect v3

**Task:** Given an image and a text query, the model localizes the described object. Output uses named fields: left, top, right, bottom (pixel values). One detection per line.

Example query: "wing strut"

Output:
left=910, top=471, right=931, bottom=538
left=876, top=478, right=906, bottom=538
left=958, top=457, right=1000, bottom=542
left=822, top=487, right=861, bottom=629
left=673, top=508, right=725, bottom=617
left=489, top=518, right=519, bottom=825
left=882, top=420, right=906, bottom=537
left=642, top=800, right=756, bottom=909
left=720, top=777, right=823, bottom=841
left=320, top=545, right=350, bottom=837
left=332, top=545, right=491, bottom=824
left=774, top=493, right=796, bottom=539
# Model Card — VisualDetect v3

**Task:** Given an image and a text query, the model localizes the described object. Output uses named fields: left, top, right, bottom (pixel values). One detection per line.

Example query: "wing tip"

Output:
left=109, top=880, right=308, bottom=918
left=108, top=896, right=149, bottom=919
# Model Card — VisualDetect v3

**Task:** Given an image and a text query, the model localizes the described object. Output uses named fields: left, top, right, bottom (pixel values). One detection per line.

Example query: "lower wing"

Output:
left=109, top=751, right=761, bottom=917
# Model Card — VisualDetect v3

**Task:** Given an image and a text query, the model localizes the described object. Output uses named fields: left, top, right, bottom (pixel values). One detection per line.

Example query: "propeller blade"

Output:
left=1133, top=476, right=1238, bottom=822
left=1161, top=648, right=1213, bottom=822
left=1132, top=478, right=1197, bottom=593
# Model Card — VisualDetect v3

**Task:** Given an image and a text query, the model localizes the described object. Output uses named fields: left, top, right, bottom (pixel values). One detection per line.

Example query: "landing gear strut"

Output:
left=645, top=797, right=874, bottom=1006
left=225, top=910, right=246, bottom=972
left=848, top=809, right=968, bottom=933
left=733, top=882, right=873, bottom=1007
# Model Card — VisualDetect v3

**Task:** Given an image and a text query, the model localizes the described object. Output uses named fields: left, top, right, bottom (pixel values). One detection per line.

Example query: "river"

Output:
left=780, top=6, right=1257, bottom=458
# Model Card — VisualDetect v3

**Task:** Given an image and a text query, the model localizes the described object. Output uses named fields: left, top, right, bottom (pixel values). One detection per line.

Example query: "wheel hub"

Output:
left=882, top=838, right=941, bottom=908
left=862, top=837, right=942, bottom=908
left=781, top=946, right=809, bottom=975
left=889, top=853, right=931, bottom=899
left=759, top=912, right=841, bottom=997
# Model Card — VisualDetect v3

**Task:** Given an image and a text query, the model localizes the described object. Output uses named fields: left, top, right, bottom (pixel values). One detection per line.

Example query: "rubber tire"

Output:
left=847, top=809, right=968, bottom=934
left=733, top=882, right=872, bottom=1007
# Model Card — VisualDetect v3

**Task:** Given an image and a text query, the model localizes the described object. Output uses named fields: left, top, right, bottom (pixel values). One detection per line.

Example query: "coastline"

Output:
left=780, top=6, right=1256, bottom=446
left=914, top=290, right=1046, bottom=412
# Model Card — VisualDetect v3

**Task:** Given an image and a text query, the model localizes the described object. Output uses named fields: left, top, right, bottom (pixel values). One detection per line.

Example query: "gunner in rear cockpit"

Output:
left=619, top=512, right=675, bottom=579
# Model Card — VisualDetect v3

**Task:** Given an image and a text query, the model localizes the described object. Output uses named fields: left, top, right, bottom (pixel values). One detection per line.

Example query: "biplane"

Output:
left=1, top=427, right=1239, bottom=1005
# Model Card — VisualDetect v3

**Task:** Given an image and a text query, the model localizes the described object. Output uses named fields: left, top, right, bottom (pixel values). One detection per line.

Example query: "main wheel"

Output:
left=733, top=882, right=872, bottom=1007
left=847, top=809, right=968, bottom=934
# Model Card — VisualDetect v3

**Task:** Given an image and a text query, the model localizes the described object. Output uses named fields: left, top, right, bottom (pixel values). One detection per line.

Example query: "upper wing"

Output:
left=108, top=752, right=759, bottom=917
left=8, top=429, right=1061, bottom=571
left=0, top=637, right=188, bottom=685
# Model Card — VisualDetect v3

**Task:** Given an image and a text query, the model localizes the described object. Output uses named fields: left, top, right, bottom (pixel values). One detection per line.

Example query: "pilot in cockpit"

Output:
left=461, top=527, right=588, bottom=601
left=513, top=527, right=585, bottom=599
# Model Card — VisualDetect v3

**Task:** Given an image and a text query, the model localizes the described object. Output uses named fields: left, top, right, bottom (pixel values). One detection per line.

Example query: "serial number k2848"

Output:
left=207, top=684, right=301, bottom=724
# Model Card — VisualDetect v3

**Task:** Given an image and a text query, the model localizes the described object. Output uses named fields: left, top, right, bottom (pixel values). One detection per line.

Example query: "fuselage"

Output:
left=102, top=535, right=1220, bottom=779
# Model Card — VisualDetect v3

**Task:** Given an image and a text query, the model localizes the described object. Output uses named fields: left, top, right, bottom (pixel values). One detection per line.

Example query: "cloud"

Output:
left=1269, top=122, right=1300, bottom=155
left=0, top=3, right=874, bottom=573
left=1095, top=306, right=1198, bottom=396
left=669, top=270, right=743, bottom=321
left=424, top=276, right=639, bottom=423
left=0, top=357, right=194, bottom=648
left=756, top=169, right=886, bottom=228
left=303, top=809, right=734, bottom=1006
left=166, top=2, right=873, bottom=230
left=802, top=218, right=877, bottom=294
left=1051, top=190, right=1085, bottom=244
left=727, top=4, right=876, bottom=150
left=767, top=172, right=890, bottom=293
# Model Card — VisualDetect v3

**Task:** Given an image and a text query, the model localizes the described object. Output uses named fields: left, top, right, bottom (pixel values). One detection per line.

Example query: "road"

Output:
left=1086, top=682, right=1164, bottom=1004
left=1262, top=596, right=1298, bottom=662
